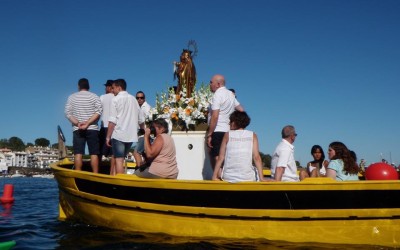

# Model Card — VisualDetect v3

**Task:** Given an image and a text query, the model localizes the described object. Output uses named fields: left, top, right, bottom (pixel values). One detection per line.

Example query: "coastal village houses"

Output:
left=0, top=146, right=59, bottom=171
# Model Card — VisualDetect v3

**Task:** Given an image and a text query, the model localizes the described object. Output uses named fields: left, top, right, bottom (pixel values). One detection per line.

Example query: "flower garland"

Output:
left=147, top=84, right=212, bottom=131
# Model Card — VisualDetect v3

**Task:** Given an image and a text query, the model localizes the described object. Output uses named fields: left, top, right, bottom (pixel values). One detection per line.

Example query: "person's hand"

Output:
left=144, top=127, right=151, bottom=137
left=212, top=175, right=222, bottom=181
left=207, top=136, right=213, bottom=148
left=106, top=138, right=112, bottom=147
left=78, top=121, right=88, bottom=130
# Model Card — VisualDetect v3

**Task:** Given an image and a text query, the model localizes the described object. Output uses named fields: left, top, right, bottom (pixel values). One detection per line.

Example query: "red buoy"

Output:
left=0, top=184, right=15, bottom=204
left=365, top=163, right=399, bottom=180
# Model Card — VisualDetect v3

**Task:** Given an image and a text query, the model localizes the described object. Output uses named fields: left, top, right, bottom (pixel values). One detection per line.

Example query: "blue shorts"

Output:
left=134, top=136, right=145, bottom=154
left=112, top=139, right=136, bottom=158
left=73, top=130, right=100, bottom=155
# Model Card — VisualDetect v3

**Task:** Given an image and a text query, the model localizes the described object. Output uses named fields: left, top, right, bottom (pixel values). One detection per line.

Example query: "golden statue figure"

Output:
left=174, top=41, right=197, bottom=98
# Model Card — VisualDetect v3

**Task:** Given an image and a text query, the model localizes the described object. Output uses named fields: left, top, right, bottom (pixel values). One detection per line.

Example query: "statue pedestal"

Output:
left=171, top=131, right=213, bottom=180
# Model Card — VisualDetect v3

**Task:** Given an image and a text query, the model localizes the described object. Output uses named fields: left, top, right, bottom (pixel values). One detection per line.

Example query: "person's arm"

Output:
left=252, top=133, right=265, bottom=181
left=326, top=169, right=337, bottom=179
left=65, top=98, right=79, bottom=127
left=326, top=161, right=338, bottom=180
left=207, top=109, right=219, bottom=148
left=79, top=113, right=100, bottom=130
left=273, top=146, right=292, bottom=181
left=67, top=116, right=79, bottom=127
left=212, top=132, right=228, bottom=181
left=235, top=104, right=244, bottom=112
left=105, top=122, right=116, bottom=147
left=274, top=167, right=285, bottom=181
left=144, top=130, right=164, bottom=159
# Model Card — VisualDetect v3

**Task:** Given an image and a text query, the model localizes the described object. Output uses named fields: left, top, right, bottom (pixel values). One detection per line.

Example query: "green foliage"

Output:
left=35, top=137, right=50, bottom=147
left=8, top=136, right=25, bottom=151
left=0, top=138, right=8, bottom=148
left=259, top=152, right=272, bottom=169
left=27, top=142, right=34, bottom=147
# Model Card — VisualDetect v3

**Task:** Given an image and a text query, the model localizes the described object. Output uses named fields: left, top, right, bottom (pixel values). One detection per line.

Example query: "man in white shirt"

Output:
left=270, top=125, right=299, bottom=182
left=135, top=91, right=151, bottom=120
left=207, top=74, right=244, bottom=170
left=133, top=91, right=152, bottom=166
left=99, top=80, right=114, bottom=159
left=106, top=79, right=144, bottom=175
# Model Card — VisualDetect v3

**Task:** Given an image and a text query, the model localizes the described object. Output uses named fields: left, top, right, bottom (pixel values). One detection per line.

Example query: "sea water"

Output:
left=0, top=178, right=390, bottom=249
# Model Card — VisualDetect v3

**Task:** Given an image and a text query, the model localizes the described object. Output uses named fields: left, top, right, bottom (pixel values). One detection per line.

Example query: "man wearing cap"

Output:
left=99, top=80, right=114, bottom=163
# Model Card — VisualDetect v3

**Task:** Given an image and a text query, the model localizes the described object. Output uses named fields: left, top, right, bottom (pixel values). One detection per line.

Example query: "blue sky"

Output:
left=0, top=0, right=399, bottom=166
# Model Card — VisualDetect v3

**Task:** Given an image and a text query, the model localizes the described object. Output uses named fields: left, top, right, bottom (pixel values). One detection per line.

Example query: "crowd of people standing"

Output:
left=65, top=75, right=360, bottom=182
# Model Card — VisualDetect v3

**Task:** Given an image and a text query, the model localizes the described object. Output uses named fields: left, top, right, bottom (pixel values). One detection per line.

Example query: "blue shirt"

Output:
left=328, top=159, right=359, bottom=181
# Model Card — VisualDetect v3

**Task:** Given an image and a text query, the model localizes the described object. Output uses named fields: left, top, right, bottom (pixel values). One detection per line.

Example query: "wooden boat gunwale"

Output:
left=51, top=161, right=400, bottom=247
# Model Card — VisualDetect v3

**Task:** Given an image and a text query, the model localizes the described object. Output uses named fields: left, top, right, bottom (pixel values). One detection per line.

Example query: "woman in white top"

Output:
left=300, top=145, right=329, bottom=180
left=212, top=111, right=265, bottom=182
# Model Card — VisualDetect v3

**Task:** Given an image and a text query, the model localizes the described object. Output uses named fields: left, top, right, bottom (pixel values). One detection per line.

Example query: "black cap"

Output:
left=104, top=80, right=113, bottom=86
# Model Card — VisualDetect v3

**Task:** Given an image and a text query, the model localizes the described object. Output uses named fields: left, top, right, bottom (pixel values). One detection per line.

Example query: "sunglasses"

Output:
left=136, top=96, right=144, bottom=100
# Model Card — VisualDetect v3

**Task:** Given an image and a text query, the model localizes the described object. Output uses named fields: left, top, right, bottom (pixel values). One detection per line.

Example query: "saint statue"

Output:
left=174, top=41, right=197, bottom=98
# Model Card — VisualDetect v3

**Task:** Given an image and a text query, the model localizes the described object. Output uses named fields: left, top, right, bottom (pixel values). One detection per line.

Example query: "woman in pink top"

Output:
left=135, top=118, right=179, bottom=179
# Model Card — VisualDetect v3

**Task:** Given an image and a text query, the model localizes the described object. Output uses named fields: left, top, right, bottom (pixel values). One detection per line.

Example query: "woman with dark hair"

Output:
left=212, top=111, right=265, bottom=182
left=326, top=141, right=359, bottom=181
left=300, top=145, right=329, bottom=180
left=135, top=118, right=179, bottom=179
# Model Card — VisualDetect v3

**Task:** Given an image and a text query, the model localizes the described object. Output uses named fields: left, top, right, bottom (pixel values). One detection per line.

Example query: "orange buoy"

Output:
left=0, top=184, right=15, bottom=204
left=365, top=163, right=399, bottom=180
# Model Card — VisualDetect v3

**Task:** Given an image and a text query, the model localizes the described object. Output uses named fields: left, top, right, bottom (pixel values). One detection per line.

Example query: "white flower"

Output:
left=148, top=83, right=212, bottom=130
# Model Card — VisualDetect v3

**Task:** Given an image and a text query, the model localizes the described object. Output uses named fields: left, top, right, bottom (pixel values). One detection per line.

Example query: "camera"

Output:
left=150, top=126, right=156, bottom=136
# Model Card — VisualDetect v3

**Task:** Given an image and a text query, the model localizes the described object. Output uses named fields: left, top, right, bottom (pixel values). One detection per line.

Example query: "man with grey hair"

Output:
left=270, top=125, right=299, bottom=182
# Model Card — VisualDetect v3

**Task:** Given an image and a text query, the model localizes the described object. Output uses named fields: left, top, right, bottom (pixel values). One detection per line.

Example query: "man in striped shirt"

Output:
left=65, top=78, right=102, bottom=173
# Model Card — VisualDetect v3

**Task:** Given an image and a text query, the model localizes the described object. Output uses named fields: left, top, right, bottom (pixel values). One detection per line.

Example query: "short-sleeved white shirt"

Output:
left=211, top=87, right=239, bottom=132
left=109, top=91, right=144, bottom=143
left=271, top=139, right=299, bottom=182
left=140, top=101, right=151, bottom=119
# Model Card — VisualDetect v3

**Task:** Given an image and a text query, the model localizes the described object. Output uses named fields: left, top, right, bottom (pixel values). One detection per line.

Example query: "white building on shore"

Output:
left=0, top=146, right=59, bottom=169
left=0, top=152, right=8, bottom=173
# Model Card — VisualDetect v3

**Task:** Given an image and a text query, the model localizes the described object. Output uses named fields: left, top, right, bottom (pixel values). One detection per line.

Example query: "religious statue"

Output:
left=174, top=40, right=197, bottom=98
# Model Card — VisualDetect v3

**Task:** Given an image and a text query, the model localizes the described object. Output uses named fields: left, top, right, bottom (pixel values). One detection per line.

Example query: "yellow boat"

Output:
left=51, top=159, right=400, bottom=248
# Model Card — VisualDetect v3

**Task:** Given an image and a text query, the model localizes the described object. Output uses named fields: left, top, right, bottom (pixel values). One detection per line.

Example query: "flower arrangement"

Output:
left=147, top=84, right=212, bottom=131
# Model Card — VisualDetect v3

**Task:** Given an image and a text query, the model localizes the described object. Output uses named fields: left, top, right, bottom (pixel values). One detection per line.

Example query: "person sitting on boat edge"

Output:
left=326, top=141, right=359, bottom=181
left=212, top=111, right=265, bottom=182
left=270, top=125, right=299, bottom=182
left=299, top=145, right=329, bottom=180
left=135, top=118, right=179, bottom=179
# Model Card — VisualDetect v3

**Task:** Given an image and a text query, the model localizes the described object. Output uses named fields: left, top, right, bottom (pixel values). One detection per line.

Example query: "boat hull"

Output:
left=52, top=162, right=400, bottom=247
